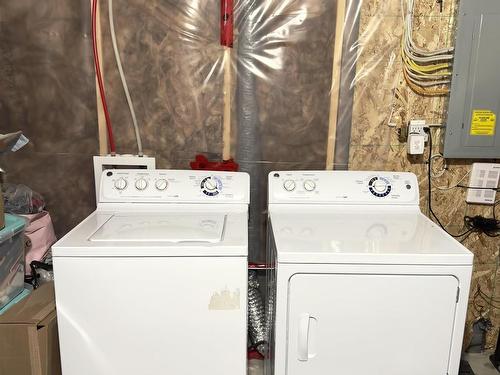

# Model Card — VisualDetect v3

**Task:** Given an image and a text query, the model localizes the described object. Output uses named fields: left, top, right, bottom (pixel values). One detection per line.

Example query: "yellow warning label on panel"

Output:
left=471, top=110, right=496, bottom=136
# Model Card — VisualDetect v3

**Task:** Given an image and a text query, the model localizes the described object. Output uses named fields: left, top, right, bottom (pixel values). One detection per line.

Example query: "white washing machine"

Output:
left=53, top=169, right=249, bottom=375
left=267, top=171, right=473, bottom=375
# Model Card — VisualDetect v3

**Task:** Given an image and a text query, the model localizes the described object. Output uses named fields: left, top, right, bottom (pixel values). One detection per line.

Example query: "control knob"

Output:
left=135, top=178, right=148, bottom=191
left=368, top=177, right=392, bottom=197
left=203, top=178, right=218, bottom=191
left=201, top=176, right=222, bottom=196
left=155, top=179, right=169, bottom=191
left=372, top=179, right=388, bottom=193
left=114, top=178, right=128, bottom=191
left=303, top=180, right=316, bottom=192
left=283, top=180, right=296, bottom=192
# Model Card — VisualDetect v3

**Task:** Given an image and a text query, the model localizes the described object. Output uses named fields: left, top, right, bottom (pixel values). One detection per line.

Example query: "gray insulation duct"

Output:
left=248, top=270, right=268, bottom=355
left=236, top=2, right=263, bottom=262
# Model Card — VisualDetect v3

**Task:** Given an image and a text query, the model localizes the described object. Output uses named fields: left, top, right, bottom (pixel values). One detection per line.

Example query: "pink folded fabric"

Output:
left=20, top=211, right=57, bottom=274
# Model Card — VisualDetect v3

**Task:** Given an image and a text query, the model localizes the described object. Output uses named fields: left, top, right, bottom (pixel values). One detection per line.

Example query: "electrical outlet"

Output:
left=407, top=120, right=427, bottom=155
left=408, top=120, right=427, bottom=139
left=466, top=163, right=500, bottom=205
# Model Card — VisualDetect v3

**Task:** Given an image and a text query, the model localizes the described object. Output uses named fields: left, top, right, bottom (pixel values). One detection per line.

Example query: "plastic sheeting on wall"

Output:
left=0, top=0, right=461, bottom=263
left=0, top=1, right=99, bottom=237
left=100, top=0, right=461, bottom=262
left=100, top=0, right=366, bottom=261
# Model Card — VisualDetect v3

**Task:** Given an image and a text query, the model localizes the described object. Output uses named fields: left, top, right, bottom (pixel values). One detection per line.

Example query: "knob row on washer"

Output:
left=283, top=179, right=316, bottom=192
left=114, top=178, right=169, bottom=191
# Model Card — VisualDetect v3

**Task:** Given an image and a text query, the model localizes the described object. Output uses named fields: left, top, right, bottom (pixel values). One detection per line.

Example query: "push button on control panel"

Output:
left=368, top=177, right=392, bottom=197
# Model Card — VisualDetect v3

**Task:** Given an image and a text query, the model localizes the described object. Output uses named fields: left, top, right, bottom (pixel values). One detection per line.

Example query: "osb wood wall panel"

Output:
left=349, top=0, right=500, bottom=348
left=0, top=1, right=98, bottom=237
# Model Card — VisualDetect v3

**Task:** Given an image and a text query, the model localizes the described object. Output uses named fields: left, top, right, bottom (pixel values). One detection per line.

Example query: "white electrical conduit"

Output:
left=403, top=42, right=454, bottom=63
left=404, top=0, right=455, bottom=56
left=403, top=40, right=454, bottom=62
left=405, top=69, right=451, bottom=84
left=109, top=0, right=144, bottom=156
left=404, top=73, right=451, bottom=87
left=405, top=69, right=451, bottom=80
left=400, top=0, right=455, bottom=93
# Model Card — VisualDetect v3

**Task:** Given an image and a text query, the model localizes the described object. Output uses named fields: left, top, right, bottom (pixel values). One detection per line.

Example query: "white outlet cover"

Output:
left=466, top=163, right=500, bottom=205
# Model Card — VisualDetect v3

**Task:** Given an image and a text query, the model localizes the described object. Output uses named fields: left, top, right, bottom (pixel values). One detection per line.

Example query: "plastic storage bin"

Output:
left=0, top=214, right=26, bottom=309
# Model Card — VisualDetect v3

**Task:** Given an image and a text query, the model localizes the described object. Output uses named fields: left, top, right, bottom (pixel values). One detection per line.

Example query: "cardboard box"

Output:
left=0, top=282, right=61, bottom=375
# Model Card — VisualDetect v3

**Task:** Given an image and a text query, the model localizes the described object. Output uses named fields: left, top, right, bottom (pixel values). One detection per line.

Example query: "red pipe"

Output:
left=91, top=0, right=116, bottom=154
left=220, top=0, right=234, bottom=48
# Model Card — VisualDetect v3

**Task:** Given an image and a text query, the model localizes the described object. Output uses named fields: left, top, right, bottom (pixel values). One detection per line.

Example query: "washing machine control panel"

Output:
left=100, top=170, right=249, bottom=204
left=269, top=171, right=419, bottom=205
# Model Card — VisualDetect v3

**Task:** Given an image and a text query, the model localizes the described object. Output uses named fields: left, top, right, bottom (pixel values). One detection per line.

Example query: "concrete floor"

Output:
left=248, top=359, right=264, bottom=375
left=464, top=353, right=499, bottom=375
left=248, top=354, right=500, bottom=375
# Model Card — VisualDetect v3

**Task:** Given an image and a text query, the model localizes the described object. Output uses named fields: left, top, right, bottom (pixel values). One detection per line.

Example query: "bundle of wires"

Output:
left=401, top=0, right=454, bottom=96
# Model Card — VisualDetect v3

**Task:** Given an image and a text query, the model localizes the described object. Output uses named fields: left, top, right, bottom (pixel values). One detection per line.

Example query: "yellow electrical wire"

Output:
left=403, top=68, right=450, bottom=96
left=400, top=0, right=453, bottom=96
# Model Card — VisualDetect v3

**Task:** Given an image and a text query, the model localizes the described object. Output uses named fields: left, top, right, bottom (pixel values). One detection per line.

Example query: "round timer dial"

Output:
left=201, top=176, right=223, bottom=196
left=368, top=177, right=392, bottom=197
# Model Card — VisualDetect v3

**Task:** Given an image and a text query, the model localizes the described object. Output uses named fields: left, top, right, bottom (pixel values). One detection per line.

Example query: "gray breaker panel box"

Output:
left=443, top=0, right=500, bottom=158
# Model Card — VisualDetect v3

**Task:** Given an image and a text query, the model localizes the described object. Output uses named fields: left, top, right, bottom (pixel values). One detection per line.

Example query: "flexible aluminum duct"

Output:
left=248, top=270, right=267, bottom=355
left=263, top=274, right=275, bottom=355
left=236, top=1, right=263, bottom=261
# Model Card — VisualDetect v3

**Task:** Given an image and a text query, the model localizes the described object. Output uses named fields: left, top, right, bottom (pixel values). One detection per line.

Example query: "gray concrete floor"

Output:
left=249, top=354, right=500, bottom=375
left=248, top=359, right=264, bottom=375
left=464, top=353, right=499, bottom=375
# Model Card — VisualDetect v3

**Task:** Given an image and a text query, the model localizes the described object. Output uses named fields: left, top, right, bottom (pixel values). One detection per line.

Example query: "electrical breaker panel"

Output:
left=443, top=0, right=500, bottom=158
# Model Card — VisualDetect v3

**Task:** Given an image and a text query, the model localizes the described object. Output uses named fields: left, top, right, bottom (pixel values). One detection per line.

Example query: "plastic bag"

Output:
left=2, top=183, right=45, bottom=215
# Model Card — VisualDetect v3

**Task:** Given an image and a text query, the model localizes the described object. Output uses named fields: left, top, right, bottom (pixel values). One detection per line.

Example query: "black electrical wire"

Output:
left=425, top=128, right=500, bottom=240
left=424, top=128, right=473, bottom=239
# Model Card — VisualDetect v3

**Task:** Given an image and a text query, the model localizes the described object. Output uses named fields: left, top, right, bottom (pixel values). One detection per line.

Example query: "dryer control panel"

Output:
left=269, top=171, right=419, bottom=205
left=99, top=170, right=250, bottom=204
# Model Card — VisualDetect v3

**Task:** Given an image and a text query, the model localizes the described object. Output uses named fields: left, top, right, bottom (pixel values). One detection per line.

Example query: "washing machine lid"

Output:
left=270, top=207, right=473, bottom=265
left=89, top=213, right=225, bottom=243
left=52, top=208, right=248, bottom=257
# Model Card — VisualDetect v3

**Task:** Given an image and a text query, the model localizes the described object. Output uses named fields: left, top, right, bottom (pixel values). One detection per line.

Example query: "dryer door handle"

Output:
left=297, top=313, right=312, bottom=361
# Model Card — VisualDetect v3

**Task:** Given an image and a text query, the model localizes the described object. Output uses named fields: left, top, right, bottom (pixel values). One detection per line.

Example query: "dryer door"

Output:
left=287, top=273, right=458, bottom=375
